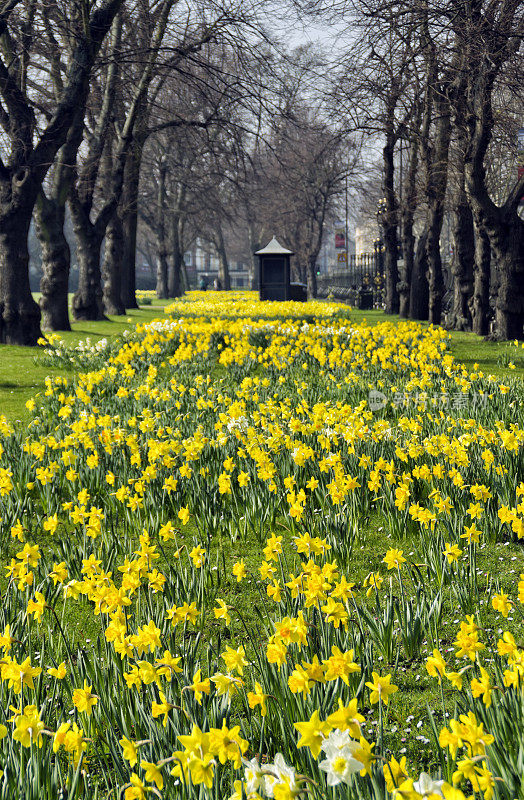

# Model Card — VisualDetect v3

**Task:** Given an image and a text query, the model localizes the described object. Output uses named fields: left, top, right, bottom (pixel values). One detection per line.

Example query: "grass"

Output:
left=1, top=294, right=524, bottom=788
left=350, top=309, right=524, bottom=381
left=1, top=302, right=521, bottom=426
left=1, top=303, right=521, bottom=655
left=21, top=498, right=523, bottom=775
left=0, top=300, right=169, bottom=424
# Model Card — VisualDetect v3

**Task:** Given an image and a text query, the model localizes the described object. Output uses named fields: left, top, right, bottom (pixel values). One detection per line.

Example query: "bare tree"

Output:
left=456, top=0, right=524, bottom=338
left=248, top=102, right=350, bottom=296
left=398, top=98, right=422, bottom=318
left=69, top=0, right=175, bottom=321
left=447, top=124, right=475, bottom=331
left=0, top=0, right=123, bottom=343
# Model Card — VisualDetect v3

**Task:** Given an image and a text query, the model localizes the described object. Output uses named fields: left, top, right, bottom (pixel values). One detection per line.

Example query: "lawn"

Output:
left=0, top=299, right=169, bottom=423
left=0, top=293, right=522, bottom=799
left=350, top=309, right=524, bottom=380
left=1, top=301, right=520, bottom=425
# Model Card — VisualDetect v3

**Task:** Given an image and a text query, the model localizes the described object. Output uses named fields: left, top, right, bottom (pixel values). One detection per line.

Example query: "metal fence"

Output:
left=317, top=253, right=457, bottom=311
left=317, top=252, right=385, bottom=307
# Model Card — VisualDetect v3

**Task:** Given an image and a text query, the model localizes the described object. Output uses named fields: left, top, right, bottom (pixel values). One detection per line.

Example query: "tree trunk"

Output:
left=426, top=213, right=446, bottom=325
left=103, top=212, right=126, bottom=315
left=168, top=250, right=182, bottom=298
left=306, top=255, right=318, bottom=298
left=465, top=180, right=524, bottom=340
left=216, top=226, right=231, bottom=291
left=180, top=258, right=190, bottom=292
left=156, top=253, right=168, bottom=298
left=448, top=74, right=473, bottom=332
left=70, top=201, right=106, bottom=321
left=470, top=213, right=491, bottom=336
left=248, top=222, right=261, bottom=290
left=120, top=136, right=143, bottom=310
left=35, top=192, right=72, bottom=331
left=449, top=192, right=474, bottom=331
left=455, top=2, right=524, bottom=339
left=0, top=207, right=41, bottom=344
left=382, top=132, right=399, bottom=314
left=167, top=208, right=184, bottom=298
left=154, top=157, right=169, bottom=298
left=426, top=95, right=451, bottom=326
left=398, top=134, right=419, bottom=319
left=0, top=0, right=123, bottom=346
left=399, top=215, right=415, bottom=319
left=492, top=216, right=524, bottom=339
left=383, top=217, right=399, bottom=314
left=409, top=230, right=429, bottom=320
left=465, top=153, right=524, bottom=339
left=35, top=110, right=86, bottom=333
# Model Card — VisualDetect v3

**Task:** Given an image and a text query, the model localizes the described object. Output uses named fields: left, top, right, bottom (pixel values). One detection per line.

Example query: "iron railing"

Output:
left=317, top=252, right=385, bottom=306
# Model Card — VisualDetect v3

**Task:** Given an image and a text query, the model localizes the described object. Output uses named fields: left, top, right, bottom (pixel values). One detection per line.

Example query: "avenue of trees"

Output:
left=319, top=0, right=524, bottom=338
left=0, top=0, right=522, bottom=344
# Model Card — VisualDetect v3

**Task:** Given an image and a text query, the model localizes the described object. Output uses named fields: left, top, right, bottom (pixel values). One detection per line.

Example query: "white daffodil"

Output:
left=321, top=728, right=362, bottom=756
left=319, top=746, right=363, bottom=787
left=413, top=772, right=445, bottom=797
left=263, top=753, right=299, bottom=798
left=243, top=757, right=263, bottom=793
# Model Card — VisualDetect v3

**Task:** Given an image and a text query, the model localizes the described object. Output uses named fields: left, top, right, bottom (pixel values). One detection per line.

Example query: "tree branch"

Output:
left=30, top=0, right=124, bottom=182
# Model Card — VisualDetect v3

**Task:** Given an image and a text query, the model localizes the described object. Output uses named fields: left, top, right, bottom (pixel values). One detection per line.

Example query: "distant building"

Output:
left=185, top=239, right=251, bottom=288
left=355, top=220, right=380, bottom=255
left=317, top=222, right=356, bottom=275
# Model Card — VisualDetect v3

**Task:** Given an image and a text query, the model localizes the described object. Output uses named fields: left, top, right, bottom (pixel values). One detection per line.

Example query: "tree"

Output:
left=137, top=35, right=282, bottom=298
left=418, top=9, right=453, bottom=326
left=456, top=0, right=524, bottom=338
left=447, top=125, right=475, bottom=331
left=251, top=102, right=350, bottom=296
left=35, top=119, right=82, bottom=331
left=0, top=0, right=123, bottom=343
left=398, top=101, right=421, bottom=319
left=69, top=1, right=174, bottom=321
left=326, top=5, right=420, bottom=314
left=116, top=14, right=240, bottom=310
left=293, top=0, right=524, bottom=335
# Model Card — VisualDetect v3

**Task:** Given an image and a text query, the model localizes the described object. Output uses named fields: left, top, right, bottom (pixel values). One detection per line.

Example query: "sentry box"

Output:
left=255, top=237, right=296, bottom=301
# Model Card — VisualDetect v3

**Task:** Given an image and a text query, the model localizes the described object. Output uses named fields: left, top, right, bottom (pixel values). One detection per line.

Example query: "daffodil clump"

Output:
left=164, top=290, right=345, bottom=320
left=1, top=291, right=524, bottom=799
left=136, top=291, right=157, bottom=305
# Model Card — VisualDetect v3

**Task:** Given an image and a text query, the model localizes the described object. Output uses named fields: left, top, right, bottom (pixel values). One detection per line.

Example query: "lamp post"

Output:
left=345, top=170, right=349, bottom=283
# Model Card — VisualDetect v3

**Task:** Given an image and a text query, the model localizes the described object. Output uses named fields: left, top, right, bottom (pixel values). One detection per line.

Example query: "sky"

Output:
left=261, top=4, right=350, bottom=56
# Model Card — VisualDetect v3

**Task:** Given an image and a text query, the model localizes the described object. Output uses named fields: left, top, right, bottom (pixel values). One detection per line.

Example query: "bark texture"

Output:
left=492, top=216, right=524, bottom=339
left=458, top=0, right=524, bottom=339
left=156, top=253, right=168, bottom=298
left=382, top=123, right=399, bottom=314
left=409, top=230, right=429, bottom=320
left=306, top=256, right=318, bottom=298
left=425, top=94, right=451, bottom=325
left=35, top=191, right=71, bottom=331
left=0, top=0, right=124, bottom=343
left=70, top=196, right=106, bottom=320
left=0, top=205, right=41, bottom=344
left=248, top=223, right=261, bottom=290
left=71, top=1, right=173, bottom=321
left=215, top=225, right=231, bottom=291
left=449, top=190, right=474, bottom=330
left=398, top=131, right=419, bottom=319
left=120, top=136, right=144, bottom=309
left=470, top=212, right=491, bottom=336
left=155, top=159, right=169, bottom=298
left=103, top=212, right=126, bottom=315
